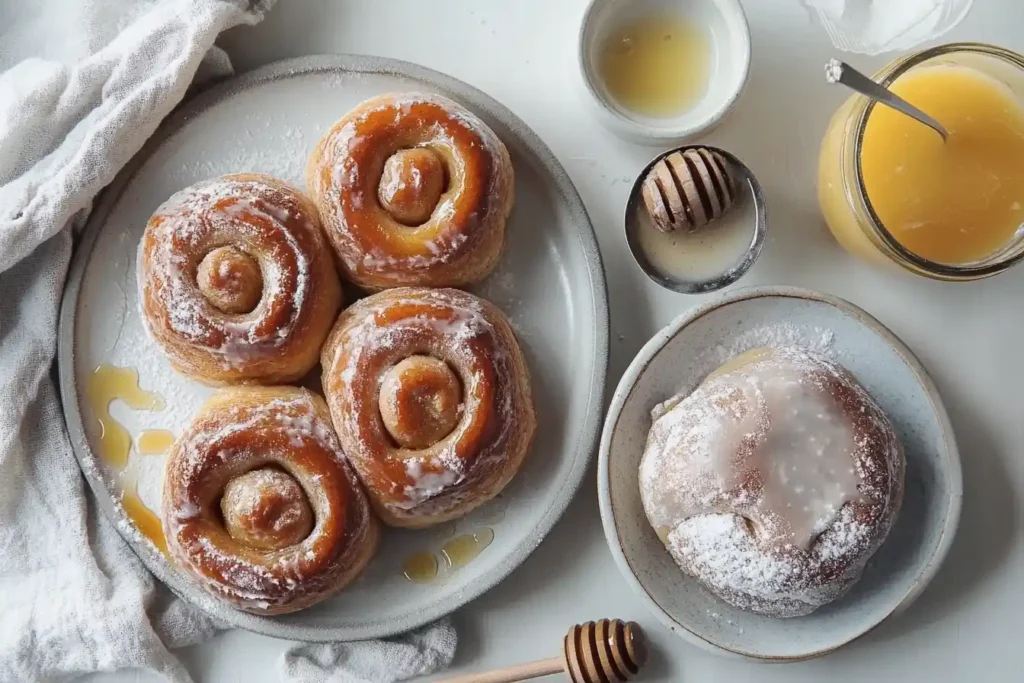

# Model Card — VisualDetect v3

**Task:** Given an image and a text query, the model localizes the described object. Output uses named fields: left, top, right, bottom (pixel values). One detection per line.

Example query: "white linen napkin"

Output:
left=0, top=1, right=455, bottom=681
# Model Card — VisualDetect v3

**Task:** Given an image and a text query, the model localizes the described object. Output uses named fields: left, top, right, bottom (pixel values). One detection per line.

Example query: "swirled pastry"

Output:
left=639, top=347, right=904, bottom=617
left=138, top=174, right=342, bottom=385
left=307, top=93, right=514, bottom=290
left=162, top=386, right=379, bottom=615
left=321, top=287, right=535, bottom=527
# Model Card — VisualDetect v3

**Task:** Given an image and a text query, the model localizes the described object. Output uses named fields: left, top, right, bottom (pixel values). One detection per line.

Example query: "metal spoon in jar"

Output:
left=825, top=59, right=949, bottom=142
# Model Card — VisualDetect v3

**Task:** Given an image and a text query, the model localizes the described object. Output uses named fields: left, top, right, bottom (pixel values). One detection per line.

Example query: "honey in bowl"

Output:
left=861, top=64, right=1024, bottom=264
left=598, top=14, right=710, bottom=118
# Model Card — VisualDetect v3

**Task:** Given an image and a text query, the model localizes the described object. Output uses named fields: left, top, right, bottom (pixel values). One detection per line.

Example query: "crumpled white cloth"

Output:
left=281, top=622, right=458, bottom=683
left=0, top=1, right=455, bottom=681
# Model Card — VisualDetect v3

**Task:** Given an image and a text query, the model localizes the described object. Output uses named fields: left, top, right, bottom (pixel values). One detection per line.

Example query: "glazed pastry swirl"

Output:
left=321, top=287, right=536, bottom=527
left=139, top=173, right=342, bottom=385
left=162, top=386, right=379, bottom=615
left=307, top=93, right=514, bottom=290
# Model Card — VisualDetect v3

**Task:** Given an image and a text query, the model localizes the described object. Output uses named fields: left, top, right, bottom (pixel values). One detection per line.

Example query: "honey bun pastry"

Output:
left=162, top=386, right=379, bottom=615
left=639, top=347, right=904, bottom=618
left=307, top=93, right=514, bottom=290
left=138, top=174, right=342, bottom=385
left=320, top=287, right=536, bottom=528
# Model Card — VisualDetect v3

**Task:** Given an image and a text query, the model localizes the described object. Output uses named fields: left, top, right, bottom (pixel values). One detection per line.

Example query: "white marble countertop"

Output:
left=90, top=1, right=1023, bottom=680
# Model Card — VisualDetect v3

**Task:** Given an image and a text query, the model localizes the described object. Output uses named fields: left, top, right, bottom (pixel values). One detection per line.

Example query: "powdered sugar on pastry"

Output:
left=321, top=287, right=535, bottom=527
left=639, top=347, right=904, bottom=617
left=138, top=174, right=340, bottom=385
left=163, top=387, right=378, bottom=615
left=308, top=92, right=514, bottom=290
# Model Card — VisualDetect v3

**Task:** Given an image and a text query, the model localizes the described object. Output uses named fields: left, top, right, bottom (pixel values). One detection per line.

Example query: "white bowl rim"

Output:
left=597, top=285, right=964, bottom=661
left=577, top=0, right=752, bottom=142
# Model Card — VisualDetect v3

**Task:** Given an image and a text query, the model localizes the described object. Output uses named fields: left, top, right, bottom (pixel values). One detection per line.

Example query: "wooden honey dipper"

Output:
left=437, top=619, right=647, bottom=683
left=641, top=146, right=738, bottom=233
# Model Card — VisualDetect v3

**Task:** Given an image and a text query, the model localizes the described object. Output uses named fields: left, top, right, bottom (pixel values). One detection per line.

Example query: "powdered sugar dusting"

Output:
left=309, top=92, right=512, bottom=287
left=163, top=389, right=374, bottom=611
left=667, top=505, right=872, bottom=616
left=138, top=176, right=319, bottom=374
left=640, top=347, right=903, bottom=617
left=715, top=325, right=836, bottom=365
left=322, top=288, right=533, bottom=521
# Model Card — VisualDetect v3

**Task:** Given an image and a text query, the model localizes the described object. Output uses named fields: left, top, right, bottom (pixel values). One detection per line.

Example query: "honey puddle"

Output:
left=86, top=365, right=164, bottom=468
left=136, top=429, right=175, bottom=455
left=402, top=552, right=439, bottom=583
left=122, top=486, right=168, bottom=556
left=441, top=528, right=495, bottom=571
left=401, top=528, right=495, bottom=584
left=86, top=365, right=169, bottom=555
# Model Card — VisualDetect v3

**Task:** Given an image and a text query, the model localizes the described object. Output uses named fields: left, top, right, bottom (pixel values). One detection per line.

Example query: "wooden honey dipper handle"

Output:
left=437, top=619, right=646, bottom=683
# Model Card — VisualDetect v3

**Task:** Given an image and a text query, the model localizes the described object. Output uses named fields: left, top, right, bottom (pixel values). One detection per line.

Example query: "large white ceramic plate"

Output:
left=58, top=55, right=608, bottom=641
left=598, top=287, right=961, bottom=660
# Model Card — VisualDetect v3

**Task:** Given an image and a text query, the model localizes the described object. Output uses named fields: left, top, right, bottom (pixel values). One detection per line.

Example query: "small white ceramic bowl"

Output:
left=578, top=0, right=751, bottom=145
left=598, top=287, right=962, bottom=660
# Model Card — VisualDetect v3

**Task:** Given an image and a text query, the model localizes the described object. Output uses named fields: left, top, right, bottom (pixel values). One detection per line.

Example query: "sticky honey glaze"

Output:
left=402, top=552, right=439, bottom=583
left=441, top=528, right=495, bottom=570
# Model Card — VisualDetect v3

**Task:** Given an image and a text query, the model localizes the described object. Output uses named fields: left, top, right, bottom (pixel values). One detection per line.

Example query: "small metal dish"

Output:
left=625, top=145, right=767, bottom=293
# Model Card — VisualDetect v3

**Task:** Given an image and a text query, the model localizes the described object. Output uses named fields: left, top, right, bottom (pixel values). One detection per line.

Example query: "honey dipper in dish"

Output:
left=641, top=147, right=738, bottom=233
left=639, top=347, right=904, bottom=617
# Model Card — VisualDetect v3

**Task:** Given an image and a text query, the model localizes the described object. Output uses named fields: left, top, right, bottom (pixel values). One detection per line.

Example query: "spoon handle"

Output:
left=826, top=59, right=948, bottom=141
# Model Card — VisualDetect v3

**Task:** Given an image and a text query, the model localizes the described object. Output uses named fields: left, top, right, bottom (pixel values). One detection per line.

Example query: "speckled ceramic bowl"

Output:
left=597, top=286, right=962, bottom=660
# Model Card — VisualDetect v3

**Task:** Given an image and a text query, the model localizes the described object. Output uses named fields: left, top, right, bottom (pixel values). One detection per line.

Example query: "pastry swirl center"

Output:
left=378, top=355, right=462, bottom=449
left=197, top=245, right=263, bottom=315
left=220, top=467, right=313, bottom=550
left=377, top=148, right=446, bottom=226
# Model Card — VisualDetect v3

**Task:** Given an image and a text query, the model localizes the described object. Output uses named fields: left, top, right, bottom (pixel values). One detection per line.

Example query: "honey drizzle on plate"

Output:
left=441, top=528, right=495, bottom=571
left=401, top=528, right=495, bottom=584
left=403, top=552, right=439, bottom=583
left=86, top=365, right=164, bottom=468
left=136, top=429, right=175, bottom=455
left=85, top=364, right=169, bottom=555
left=122, top=485, right=168, bottom=555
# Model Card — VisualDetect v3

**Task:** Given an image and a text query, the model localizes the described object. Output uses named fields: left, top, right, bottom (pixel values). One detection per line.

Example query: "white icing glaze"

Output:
left=324, top=289, right=523, bottom=517
left=641, top=348, right=871, bottom=549
left=639, top=347, right=904, bottom=617
left=314, top=92, right=508, bottom=278
left=139, top=177, right=314, bottom=370
left=165, top=391, right=370, bottom=608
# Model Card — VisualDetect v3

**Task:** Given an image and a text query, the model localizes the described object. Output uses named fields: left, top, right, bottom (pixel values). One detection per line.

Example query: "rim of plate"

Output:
left=596, top=285, right=962, bottom=661
left=57, top=54, right=610, bottom=642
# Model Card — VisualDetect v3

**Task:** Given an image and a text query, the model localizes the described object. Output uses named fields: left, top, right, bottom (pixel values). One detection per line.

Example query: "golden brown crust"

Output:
left=162, top=386, right=379, bottom=615
left=320, top=287, right=535, bottom=528
left=138, top=173, right=342, bottom=385
left=307, top=93, right=514, bottom=290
